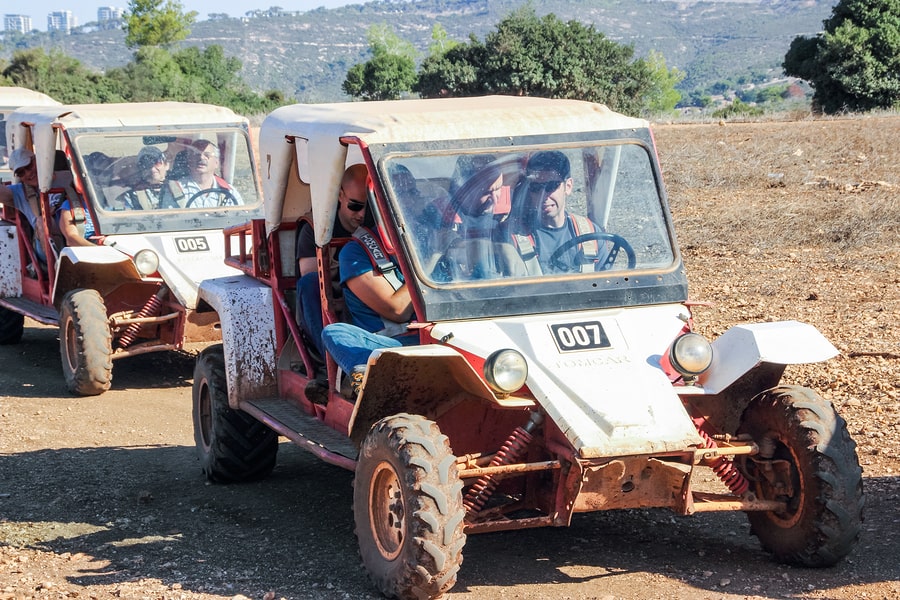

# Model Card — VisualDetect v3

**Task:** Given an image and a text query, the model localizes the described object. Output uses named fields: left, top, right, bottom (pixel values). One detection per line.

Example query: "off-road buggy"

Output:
left=193, top=96, right=863, bottom=599
left=0, top=102, right=263, bottom=395
left=0, top=87, right=61, bottom=183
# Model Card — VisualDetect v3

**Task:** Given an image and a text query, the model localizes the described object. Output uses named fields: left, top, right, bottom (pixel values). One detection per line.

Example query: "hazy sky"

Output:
left=12, top=0, right=358, bottom=31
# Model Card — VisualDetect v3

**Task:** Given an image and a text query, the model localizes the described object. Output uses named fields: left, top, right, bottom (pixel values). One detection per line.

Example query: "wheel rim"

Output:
left=755, top=435, right=805, bottom=528
left=63, top=316, right=78, bottom=372
left=369, top=461, right=405, bottom=560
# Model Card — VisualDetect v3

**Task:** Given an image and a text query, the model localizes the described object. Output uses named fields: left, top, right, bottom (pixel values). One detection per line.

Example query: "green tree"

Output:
left=105, top=46, right=190, bottom=101
left=342, top=24, right=417, bottom=101
left=124, top=0, right=197, bottom=49
left=414, top=8, right=655, bottom=116
left=643, top=50, right=684, bottom=115
left=783, top=0, right=900, bottom=113
left=366, top=23, right=417, bottom=62
left=416, top=37, right=484, bottom=98
left=104, top=45, right=285, bottom=114
left=2, top=48, right=119, bottom=104
left=428, top=23, right=459, bottom=57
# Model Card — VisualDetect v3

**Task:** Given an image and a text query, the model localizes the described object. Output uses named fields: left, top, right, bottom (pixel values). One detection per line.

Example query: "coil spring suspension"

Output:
left=117, top=287, right=167, bottom=349
left=692, top=417, right=749, bottom=496
left=463, top=412, right=543, bottom=514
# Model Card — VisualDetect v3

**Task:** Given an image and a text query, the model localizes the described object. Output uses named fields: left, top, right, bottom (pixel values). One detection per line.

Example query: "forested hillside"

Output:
left=1, top=0, right=833, bottom=103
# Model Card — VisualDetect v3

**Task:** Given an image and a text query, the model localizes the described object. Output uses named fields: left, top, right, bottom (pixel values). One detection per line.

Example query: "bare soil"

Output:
left=1, top=116, right=899, bottom=600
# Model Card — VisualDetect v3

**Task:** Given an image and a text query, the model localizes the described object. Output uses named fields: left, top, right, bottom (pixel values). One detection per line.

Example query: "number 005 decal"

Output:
left=550, top=321, right=611, bottom=352
left=174, top=236, right=210, bottom=252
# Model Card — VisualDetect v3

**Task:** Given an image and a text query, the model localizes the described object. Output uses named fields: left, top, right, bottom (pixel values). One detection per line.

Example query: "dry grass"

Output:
left=654, top=115, right=900, bottom=257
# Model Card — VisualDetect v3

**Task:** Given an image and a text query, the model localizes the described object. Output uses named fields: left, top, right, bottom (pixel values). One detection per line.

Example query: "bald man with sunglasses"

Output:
left=295, top=164, right=369, bottom=361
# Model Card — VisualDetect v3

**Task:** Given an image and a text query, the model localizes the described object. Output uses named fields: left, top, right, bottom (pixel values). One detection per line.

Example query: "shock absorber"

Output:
left=117, top=286, right=168, bottom=349
left=692, top=416, right=749, bottom=496
left=463, top=411, right=544, bottom=514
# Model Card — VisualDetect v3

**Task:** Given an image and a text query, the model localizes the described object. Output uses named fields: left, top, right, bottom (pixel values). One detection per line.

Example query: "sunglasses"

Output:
left=528, top=179, right=564, bottom=194
left=346, top=199, right=367, bottom=212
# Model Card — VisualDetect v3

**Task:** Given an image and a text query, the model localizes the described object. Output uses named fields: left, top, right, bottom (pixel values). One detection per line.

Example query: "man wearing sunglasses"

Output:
left=296, top=163, right=369, bottom=365
left=511, top=150, right=604, bottom=274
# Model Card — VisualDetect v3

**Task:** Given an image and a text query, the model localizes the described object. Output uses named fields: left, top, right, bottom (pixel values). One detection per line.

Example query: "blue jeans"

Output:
left=322, top=322, right=418, bottom=374
left=297, top=272, right=325, bottom=356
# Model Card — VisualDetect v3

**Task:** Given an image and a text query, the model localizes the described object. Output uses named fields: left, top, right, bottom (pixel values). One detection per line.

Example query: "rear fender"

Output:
left=349, top=344, right=533, bottom=446
left=52, top=246, right=142, bottom=307
left=696, top=320, right=838, bottom=395
left=197, top=275, right=278, bottom=408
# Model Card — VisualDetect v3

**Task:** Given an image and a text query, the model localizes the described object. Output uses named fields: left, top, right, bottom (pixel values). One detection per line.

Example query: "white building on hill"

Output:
left=4, top=14, right=32, bottom=33
left=47, top=10, right=77, bottom=33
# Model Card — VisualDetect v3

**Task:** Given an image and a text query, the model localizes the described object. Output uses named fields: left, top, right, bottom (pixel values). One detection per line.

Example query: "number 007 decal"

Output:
left=174, top=236, right=210, bottom=252
left=550, top=321, right=611, bottom=352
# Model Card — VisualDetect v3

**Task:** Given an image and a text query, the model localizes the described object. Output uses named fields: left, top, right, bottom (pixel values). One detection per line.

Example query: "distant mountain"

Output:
left=2, top=0, right=833, bottom=103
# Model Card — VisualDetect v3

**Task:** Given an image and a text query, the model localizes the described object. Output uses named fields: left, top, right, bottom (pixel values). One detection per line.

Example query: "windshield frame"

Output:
left=64, top=124, right=263, bottom=235
left=366, top=128, right=688, bottom=322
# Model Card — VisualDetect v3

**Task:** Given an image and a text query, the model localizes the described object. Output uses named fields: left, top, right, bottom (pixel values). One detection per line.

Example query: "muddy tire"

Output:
left=354, top=413, right=466, bottom=600
left=192, top=344, right=277, bottom=483
left=59, top=289, right=113, bottom=396
left=0, top=306, right=24, bottom=345
left=738, top=385, right=864, bottom=567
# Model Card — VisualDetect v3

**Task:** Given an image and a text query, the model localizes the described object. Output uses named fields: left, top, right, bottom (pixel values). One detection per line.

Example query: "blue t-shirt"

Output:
left=339, top=235, right=405, bottom=334
left=59, top=199, right=95, bottom=239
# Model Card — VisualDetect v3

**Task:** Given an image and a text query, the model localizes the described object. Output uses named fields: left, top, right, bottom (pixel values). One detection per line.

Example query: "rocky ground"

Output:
left=1, top=116, right=898, bottom=600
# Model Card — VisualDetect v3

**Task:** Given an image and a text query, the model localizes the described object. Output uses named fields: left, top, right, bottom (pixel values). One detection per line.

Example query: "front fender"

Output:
left=696, top=320, right=838, bottom=395
left=52, top=246, right=142, bottom=307
left=348, top=344, right=532, bottom=445
left=197, top=275, right=278, bottom=407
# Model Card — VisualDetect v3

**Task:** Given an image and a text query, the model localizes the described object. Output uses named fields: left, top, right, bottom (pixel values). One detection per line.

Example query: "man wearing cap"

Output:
left=115, top=146, right=181, bottom=211
left=510, top=150, right=607, bottom=274
left=0, top=148, right=53, bottom=265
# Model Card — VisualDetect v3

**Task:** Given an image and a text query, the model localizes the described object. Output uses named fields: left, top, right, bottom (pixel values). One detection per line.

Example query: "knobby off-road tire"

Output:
left=0, top=306, right=24, bottom=345
left=354, top=413, right=466, bottom=600
left=59, top=289, right=113, bottom=396
left=192, top=344, right=277, bottom=483
left=738, top=385, right=864, bottom=567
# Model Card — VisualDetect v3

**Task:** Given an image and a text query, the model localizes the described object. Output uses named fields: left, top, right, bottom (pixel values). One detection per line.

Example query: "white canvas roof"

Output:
left=5, top=101, right=247, bottom=192
left=260, top=95, right=649, bottom=237
left=0, top=86, right=60, bottom=109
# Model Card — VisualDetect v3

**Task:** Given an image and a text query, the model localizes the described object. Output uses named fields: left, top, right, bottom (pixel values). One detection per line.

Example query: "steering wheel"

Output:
left=548, top=232, right=636, bottom=272
left=185, top=188, right=239, bottom=208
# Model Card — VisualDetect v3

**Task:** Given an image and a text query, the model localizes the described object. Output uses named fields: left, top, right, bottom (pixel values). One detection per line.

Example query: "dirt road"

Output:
left=1, top=322, right=898, bottom=599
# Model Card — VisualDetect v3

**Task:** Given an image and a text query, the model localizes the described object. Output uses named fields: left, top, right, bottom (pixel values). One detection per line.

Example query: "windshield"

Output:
left=70, top=129, right=260, bottom=215
left=383, top=142, right=675, bottom=286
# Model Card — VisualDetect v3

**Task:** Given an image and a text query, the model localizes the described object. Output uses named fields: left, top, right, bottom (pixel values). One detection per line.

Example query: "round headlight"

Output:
left=484, top=349, right=528, bottom=394
left=669, top=332, right=713, bottom=377
left=134, top=249, right=160, bottom=277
